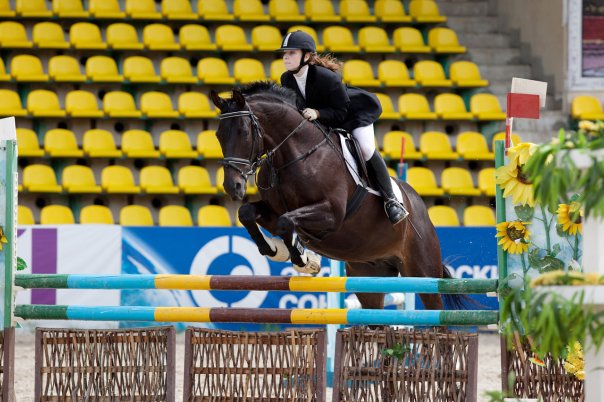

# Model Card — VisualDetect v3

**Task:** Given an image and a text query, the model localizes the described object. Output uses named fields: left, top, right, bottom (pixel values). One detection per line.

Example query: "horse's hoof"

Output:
left=266, top=237, right=290, bottom=262
left=293, top=251, right=321, bottom=275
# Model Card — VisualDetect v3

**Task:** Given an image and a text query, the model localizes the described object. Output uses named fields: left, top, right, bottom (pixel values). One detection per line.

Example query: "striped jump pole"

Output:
left=14, top=305, right=499, bottom=326
left=15, top=274, right=498, bottom=294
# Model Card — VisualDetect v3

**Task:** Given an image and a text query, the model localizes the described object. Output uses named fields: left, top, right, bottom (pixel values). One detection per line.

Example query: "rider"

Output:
left=278, top=30, right=409, bottom=225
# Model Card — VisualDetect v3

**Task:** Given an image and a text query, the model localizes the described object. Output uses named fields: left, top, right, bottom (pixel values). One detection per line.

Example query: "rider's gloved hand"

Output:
left=302, top=108, right=319, bottom=121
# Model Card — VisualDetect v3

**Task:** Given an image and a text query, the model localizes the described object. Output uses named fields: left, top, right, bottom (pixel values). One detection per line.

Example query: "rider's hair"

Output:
left=309, top=53, right=342, bottom=73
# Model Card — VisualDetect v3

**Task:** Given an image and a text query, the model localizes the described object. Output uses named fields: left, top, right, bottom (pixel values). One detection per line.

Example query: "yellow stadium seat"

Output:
left=159, top=206, right=193, bottom=226
left=86, top=56, right=123, bottom=82
left=374, top=0, right=411, bottom=23
left=17, top=128, right=44, bottom=157
left=340, top=0, right=376, bottom=22
left=434, top=94, right=473, bottom=120
left=103, top=91, right=141, bottom=118
left=140, top=92, right=179, bottom=118
left=23, top=165, right=62, bottom=193
left=101, top=166, right=140, bottom=194
left=62, top=165, right=101, bottom=193
left=197, top=130, right=223, bottom=158
left=197, top=0, right=234, bottom=20
left=27, top=90, right=65, bottom=117
left=450, top=61, right=488, bottom=87
left=162, top=0, right=196, bottom=19
left=441, top=167, right=481, bottom=196
left=343, top=60, right=380, bottom=87
left=323, top=26, right=360, bottom=52
left=409, top=0, right=446, bottom=23
left=492, top=132, right=521, bottom=150
left=80, top=205, right=114, bottom=224
left=124, top=56, right=160, bottom=83
left=41, top=205, right=75, bottom=224
left=571, top=95, right=604, bottom=120
left=428, top=27, right=466, bottom=53
left=106, top=23, right=143, bottom=50
left=70, top=23, right=107, bottom=49
left=382, top=131, right=423, bottom=160
left=89, top=0, right=125, bottom=18
left=143, top=24, right=180, bottom=51
left=270, top=59, right=285, bottom=82
left=140, top=166, right=179, bottom=194
left=269, top=0, right=304, bottom=21
left=10, top=55, right=48, bottom=82
left=478, top=167, right=496, bottom=196
left=420, top=132, right=459, bottom=160
left=374, top=93, right=400, bottom=120
left=49, top=56, right=85, bottom=82
left=406, top=167, right=444, bottom=196
left=65, top=90, right=104, bottom=118
left=160, top=57, right=196, bottom=83
left=215, top=25, right=253, bottom=51
left=198, top=58, right=235, bottom=84
left=53, top=0, right=89, bottom=17
left=178, top=166, right=218, bottom=194
left=464, top=206, right=496, bottom=226
left=159, top=130, right=198, bottom=158
left=398, top=94, right=437, bottom=120
left=16, top=0, right=51, bottom=17
left=178, top=92, right=217, bottom=118
left=33, top=22, right=69, bottom=49
left=0, top=59, right=9, bottom=81
left=234, top=0, right=269, bottom=21
left=83, top=129, right=122, bottom=158
left=179, top=25, right=217, bottom=51
left=252, top=25, right=282, bottom=51
left=358, top=27, right=395, bottom=53
left=44, top=129, right=84, bottom=157
left=413, top=61, right=453, bottom=87
left=18, top=205, right=35, bottom=225
left=120, top=205, right=154, bottom=226
left=392, top=27, right=430, bottom=53
left=0, top=90, right=26, bottom=116
left=234, top=58, right=267, bottom=83
left=122, top=130, right=160, bottom=158
left=305, top=0, right=340, bottom=22
left=377, top=60, right=415, bottom=87
left=126, top=0, right=161, bottom=19
left=428, top=206, right=459, bottom=227
left=471, top=94, right=507, bottom=120
left=287, top=26, right=325, bottom=52
left=457, top=132, right=494, bottom=160
left=0, top=22, right=32, bottom=48
left=0, top=0, right=15, bottom=17
left=215, top=167, right=225, bottom=192
left=198, top=205, right=232, bottom=227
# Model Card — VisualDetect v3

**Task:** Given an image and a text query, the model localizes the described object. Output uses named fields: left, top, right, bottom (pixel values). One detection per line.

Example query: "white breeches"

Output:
left=352, top=124, right=376, bottom=161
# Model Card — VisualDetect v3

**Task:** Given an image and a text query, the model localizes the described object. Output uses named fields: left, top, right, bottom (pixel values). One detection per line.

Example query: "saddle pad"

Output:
left=339, top=136, right=404, bottom=203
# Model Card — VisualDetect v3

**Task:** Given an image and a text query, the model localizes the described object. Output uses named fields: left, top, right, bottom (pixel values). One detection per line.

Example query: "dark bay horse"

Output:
left=210, top=82, right=461, bottom=311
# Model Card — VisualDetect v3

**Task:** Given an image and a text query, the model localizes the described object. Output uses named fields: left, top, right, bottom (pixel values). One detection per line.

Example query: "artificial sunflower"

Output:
left=496, top=221, right=531, bottom=254
left=507, top=142, right=537, bottom=170
left=557, top=202, right=583, bottom=235
left=0, top=227, right=7, bottom=251
left=564, top=342, right=585, bottom=380
left=495, top=163, right=535, bottom=206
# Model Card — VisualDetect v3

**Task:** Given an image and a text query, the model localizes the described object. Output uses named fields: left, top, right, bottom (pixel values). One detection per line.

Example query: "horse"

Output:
left=209, top=82, right=462, bottom=311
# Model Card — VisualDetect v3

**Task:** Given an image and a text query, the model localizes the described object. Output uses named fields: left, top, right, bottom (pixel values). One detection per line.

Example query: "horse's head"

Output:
left=210, top=90, right=263, bottom=201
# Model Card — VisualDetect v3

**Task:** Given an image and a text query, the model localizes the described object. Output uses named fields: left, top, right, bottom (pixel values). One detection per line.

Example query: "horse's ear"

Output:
left=209, top=90, right=226, bottom=111
left=232, top=90, right=246, bottom=108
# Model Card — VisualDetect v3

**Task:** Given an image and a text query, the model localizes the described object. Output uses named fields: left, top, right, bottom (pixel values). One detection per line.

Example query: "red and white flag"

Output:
left=505, top=78, right=547, bottom=149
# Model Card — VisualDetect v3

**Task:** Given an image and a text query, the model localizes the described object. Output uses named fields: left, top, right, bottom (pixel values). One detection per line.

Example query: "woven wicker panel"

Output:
left=35, top=326, right=176, bottom=401
left=184, top=327, right=326, bottom=401
left=333, top=326, right=478, bottom=402
left=503, top=340, right=584, bottom=402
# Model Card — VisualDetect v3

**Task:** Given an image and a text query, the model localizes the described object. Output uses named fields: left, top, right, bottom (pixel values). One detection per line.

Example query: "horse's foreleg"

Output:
left=238, top=201, right=289, bottom=262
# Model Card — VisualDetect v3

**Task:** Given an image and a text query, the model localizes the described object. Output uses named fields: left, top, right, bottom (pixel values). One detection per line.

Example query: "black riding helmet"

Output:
left=278, top=30, right=316, bottom=74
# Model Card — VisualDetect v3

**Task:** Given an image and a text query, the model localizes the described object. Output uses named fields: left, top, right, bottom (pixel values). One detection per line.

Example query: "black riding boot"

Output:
left=366, top=151, right=409, bottom=225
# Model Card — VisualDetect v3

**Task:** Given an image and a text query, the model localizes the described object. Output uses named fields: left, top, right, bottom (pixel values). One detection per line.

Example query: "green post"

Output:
left=495, top=140, right=508, bottom=300
left=3, top=139, right=16, bottom=329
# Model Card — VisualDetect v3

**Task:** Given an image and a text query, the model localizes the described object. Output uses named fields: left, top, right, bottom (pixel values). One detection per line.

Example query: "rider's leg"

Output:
left=352, top=124, right=409, bottom=224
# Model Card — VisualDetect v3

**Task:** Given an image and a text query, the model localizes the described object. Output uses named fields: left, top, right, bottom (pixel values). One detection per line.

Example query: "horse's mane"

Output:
left=237, top=81, right=304, bottom=110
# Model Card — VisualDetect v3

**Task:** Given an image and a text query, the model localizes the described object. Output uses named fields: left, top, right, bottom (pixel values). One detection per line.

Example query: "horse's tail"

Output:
left=441, top=264, right=483, bottom=310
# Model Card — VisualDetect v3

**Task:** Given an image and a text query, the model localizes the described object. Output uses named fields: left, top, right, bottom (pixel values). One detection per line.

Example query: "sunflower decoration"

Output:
left=495, top=142, right=537, bottom=207
left=557, top=202, right=583, bottom=236
left=496, top=221, right=531, bottom=254
left=0, top=227, right=7, bottom=251
left=563, top=341, right=585, bottom=380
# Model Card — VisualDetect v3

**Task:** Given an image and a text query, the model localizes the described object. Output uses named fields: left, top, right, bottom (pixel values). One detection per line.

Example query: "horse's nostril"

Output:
left=235, top=182, right=243, bottom=191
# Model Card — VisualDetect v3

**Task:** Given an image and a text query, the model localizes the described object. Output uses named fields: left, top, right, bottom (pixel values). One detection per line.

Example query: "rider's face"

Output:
left=283, top=50, right=305, bottom=71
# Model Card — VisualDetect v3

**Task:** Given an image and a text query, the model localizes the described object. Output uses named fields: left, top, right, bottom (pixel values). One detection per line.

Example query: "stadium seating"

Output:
left=340, top=0, right=376, bottom=22
left=252, top=26, right=282, bottom=51
left=65, top=90, right=104, bottom=118
left=413, top=61, right=453, bottom=87
left=434, top=94, right=474, bottom=120
left=160, top=57, right=196, bottom=83
left=27, top=90, right=65, bottom=117
left=323, top=26, right=360, bottom=52
left=215, top=25, right=253, bottom=51
left=198, top=58, right=236, bottom=84
left=101, top=166, right=140, bottom=194
left=409, top=0, right=447, bottom=23
left=428, top=28, right=466, bottom=53
left=0, top=22, right=32, bottom=48
left=420, top=132, right=459, bottom=160
left=571, top=96, right=604, bottom=120
left=18, top=205, right=35, bottom=225
left=398, top=94, right=437, bottom=120
left=162, top=0, right=196, bottom=20
left=124, top=56, right=160, bottom=83
left=53, top=0, right=89, bottom=18
left=234, top=0, right=269, bottom=21
left=83, top=129, right=122, bottom=158
left=23, top=165, right=62, bottom=193
left=0, top=59, right=9, bottom=81
left=89, top=0, right=125, bottom=18
left=407, top=167, right=444, bottom=196
left=125, top=0, right=161, bottom=19
left=120, top=205, right=154, bottom=226
left=478, top=168, right=496, bottom=196
left=463, top=206, right=496, bottom=226
left=178, top=166, right=218, bottom=194
left=457, top=132, right=495, bottom=160
left=428, top=206, right=459, bottom=227
left=159, top=205, right=193, bottom=226
left=107, top=23, right=144, bottom=50
left=16, top=0, right=51, bottom=17
left=33, top=22, right=70, bottom=49
left=10, top=55, right=48, bottom=82
left=143, top=24, right=180, bottom=50
left=441, top=167, right=481, bottom=196
left=49, top=56, right=86, bottom=82
left=305, top=0, right=341, bottom=22
left=122, top=130, right=160, bottom=158
left=70, top=23, right=106, bottom=49
left=378, top=60, right=416, bottom=87
left=234, top=58, right=267, bottom=83
left=392, top=27, right=431, bottom=53
left=471, top=94, right=507, bottom=120
left=374, top=0, right=411, bottom=22
left=198, top=205, right=232, bottom=226
left=358, top=27, right=395, bottom=53
left=44, top=129, right=84, bottom=157
left=0, top=0, right=15, bottom=17
left=179, top=24, right=217, bottom=51
left=103, top=91, right=141, bottom=118
left=140, top=166, right=179, bottom=194
left=80, top=205, right=114, bottom=224
left=159, top=130, right=198, bottom=158
left=343, top=60, right=381, bottom=87
left=41, top=205, right=75, bottom=224
left=197, top=130, right=224, bottom=158
left=0, top=90, right=26, bottom=116
left=140, top=92, right=179, bottom=118
left=450, top=61, right=489, bottom=87
left=381, top=131, right=423, bottom=160
left=198, top=0, right=233, bottom=20
left=374, top=93, right=401, bottom=120
left=86, top=56, right=123, bottom=82
left=492, top=132, right=522, bottom=149
left=17, top=129, right=44, bottom=157
left=269, top=0, right=305, bottom=21
left=62, top=165, right=102, bottom=193
left=178, top=92, right=217, bottom=118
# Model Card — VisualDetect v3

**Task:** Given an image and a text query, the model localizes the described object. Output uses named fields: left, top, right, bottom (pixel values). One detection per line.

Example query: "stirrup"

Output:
left=384, top=199, right=409, bottom=224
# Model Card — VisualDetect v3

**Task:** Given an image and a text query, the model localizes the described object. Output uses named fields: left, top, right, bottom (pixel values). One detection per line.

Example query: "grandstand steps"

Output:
left=470, top=48, right=523, bottom=65
left=512, top=110, right=568, bottom=143
left=446, top=16, right=501, bottom=33
left=457, top=32, right=512, bottom=48
left=438, top=1, right=489, bottom=17
left=480, top=65, right=533, bottom=82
